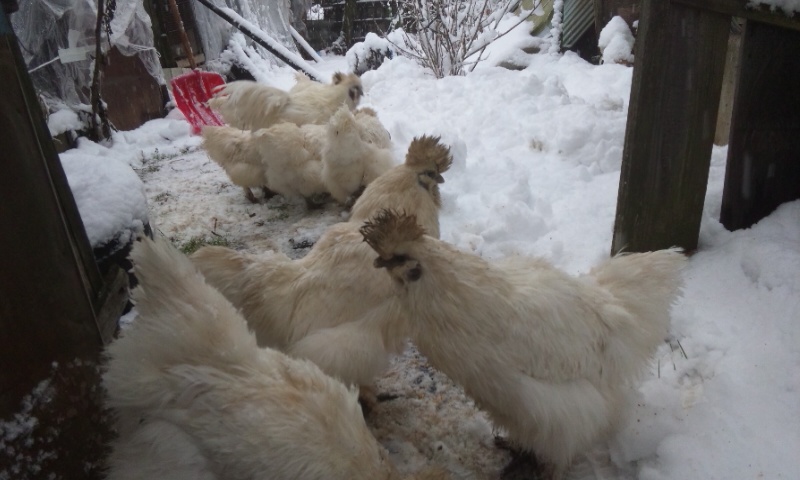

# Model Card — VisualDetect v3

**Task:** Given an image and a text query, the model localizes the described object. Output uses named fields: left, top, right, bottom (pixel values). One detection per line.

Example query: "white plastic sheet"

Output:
left=11, top=0, right=163, bottom=107
left=10, top=0, right=299, bottom=110
left=191, top=0, right=298, bottom=65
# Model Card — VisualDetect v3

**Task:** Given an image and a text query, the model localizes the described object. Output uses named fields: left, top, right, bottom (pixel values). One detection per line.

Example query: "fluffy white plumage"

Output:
left=202, top=123, right=325, bottom=206
left=360, top=210, right=688, bottom=478
left=349, top=135, right=451, bottom=239
left=201, top=125, right=271, bottom=202
left=103, top=236, right=449, bottom=480
left=202, top=106, right=394, bottom=206
left=353, top=107, right=392, bottom=148
left=190, top=137, right=453, bottom=386
left=321, top=106, right=395, bottom=204
left=259, top=122, right=327, bottom=204
left=209, top=72, right=363, bottom=130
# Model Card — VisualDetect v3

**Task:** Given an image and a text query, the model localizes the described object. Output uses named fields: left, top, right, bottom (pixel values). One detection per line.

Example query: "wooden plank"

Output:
left=611, top=0, right=730, bottom=254
left=0, top=8, right=103, bottom=417
left=714, top=22, right=744, bottom=146
left=102, top=47, right=166, bottom=131
left=143, top=0, right=177, bottom=66
left=1, top=9, right=116, bottom=478
left=720, top=21, right=800, bottom=230
left=672, top=0, right=800, bottom=33
left=95, top=265, right=130, bottom=345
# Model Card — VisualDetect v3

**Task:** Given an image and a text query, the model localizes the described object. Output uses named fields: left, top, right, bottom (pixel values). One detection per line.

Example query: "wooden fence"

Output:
left=306, top=0, right=397, bottom=51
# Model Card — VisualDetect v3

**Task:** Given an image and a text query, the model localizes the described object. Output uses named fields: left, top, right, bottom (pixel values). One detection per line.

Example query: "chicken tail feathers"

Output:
left=202, top=125, right=260, bottom=167
left=589, top=248, right=687, bottom=380
left=189, top=246, right=252, bottom=293
left=103, top=237, right=257, bottom=410
left=592, top=248, right=687, bottom=316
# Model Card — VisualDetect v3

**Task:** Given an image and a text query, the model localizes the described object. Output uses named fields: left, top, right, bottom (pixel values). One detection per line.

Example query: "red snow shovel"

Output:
left=171, top=70, right=225, bottom=134
left=166, top=0, right=225, bottom=134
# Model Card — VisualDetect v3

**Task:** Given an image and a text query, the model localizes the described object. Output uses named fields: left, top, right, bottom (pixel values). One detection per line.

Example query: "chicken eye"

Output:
left=373, top=254, right=410, bottom=270
left=406, top=265, right=422, bottom=282
left=349, top=86, right=363, bottom=101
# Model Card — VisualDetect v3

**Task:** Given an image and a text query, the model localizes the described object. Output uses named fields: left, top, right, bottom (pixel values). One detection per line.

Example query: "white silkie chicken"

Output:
left=360, top=210, right=687, bottom=479
left=190, top=137, right=453, bottom=386
left=202, top=123, right=326, bottom=207
left=202, top=107, right=393, bottom=205
left=349, top=135, right=451, bottom=238
left=209, top=72, right=363, bottom=130
left=353, top=107, right=392, bottom=148
left=103, top=236, right=448, bottom=480
left=321, top=105, right=395, bottom=205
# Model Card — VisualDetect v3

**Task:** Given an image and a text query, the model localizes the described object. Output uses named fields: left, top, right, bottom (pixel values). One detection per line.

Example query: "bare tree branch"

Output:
left=389, top=0, right=540, bottom=78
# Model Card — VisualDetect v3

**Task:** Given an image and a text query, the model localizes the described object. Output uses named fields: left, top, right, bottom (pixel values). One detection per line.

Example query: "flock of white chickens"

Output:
left=102, top=72, right=688, bottom=480
left=203, top=72, right=394, bottom=206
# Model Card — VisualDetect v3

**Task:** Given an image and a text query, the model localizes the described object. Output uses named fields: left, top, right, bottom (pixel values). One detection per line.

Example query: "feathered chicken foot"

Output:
left=261, top=186, right=277, bottom=200
left=358, top=384, right=378, bottom=417
left=243, top=186, right=277, bottom=203
left=357, top=386, right=403, bottom=418
left=304, top=193, right=329, bottom=210
left=496, top=436, right=558, bottom=480
left=243, top=187, right=257, bottom=203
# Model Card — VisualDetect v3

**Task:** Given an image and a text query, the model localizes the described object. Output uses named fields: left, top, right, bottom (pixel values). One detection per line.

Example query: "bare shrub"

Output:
left=347, top=33, right=396, bottom=75
left=389, top=0, right=539, bottom=78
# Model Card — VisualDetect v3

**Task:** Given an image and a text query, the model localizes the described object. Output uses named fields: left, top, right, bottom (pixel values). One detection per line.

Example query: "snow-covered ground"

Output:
left=40, top=16, right=800, bottom=480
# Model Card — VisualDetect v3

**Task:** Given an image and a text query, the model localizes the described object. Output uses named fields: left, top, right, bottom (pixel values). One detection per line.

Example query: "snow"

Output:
left=46, top=108, right=83, bottom=137
left=598, top=16, right=635, bottom=65
left=749, top=0, right=800, bottom=15
left=32, top=13, right=800, bottom=480
left=307, top=4, right=324, bottom=21
left=218, top=6, right=326, bottom=81
left=549, top=0, right=564, bottom=55
left=59, top=138, right=149, bottom=248
left=347, top=32, right=395, bottom=74
left=0, top=379, right=51, bottom=449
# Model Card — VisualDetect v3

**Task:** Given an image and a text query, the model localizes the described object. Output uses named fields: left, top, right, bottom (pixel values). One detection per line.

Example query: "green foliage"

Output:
left=179, top=235, right=231, bottom=255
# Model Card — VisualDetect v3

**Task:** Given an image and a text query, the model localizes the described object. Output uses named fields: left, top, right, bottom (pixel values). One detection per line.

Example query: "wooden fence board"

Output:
left=612, top=0, right=729, bottom=254
left=720, top=21, right=800, bottom=229
left=0, top=6, right=103, bottom=418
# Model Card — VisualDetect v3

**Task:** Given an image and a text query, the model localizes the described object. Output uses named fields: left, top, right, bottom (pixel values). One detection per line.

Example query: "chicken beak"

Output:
left=435, top=173, right=445, bottom=184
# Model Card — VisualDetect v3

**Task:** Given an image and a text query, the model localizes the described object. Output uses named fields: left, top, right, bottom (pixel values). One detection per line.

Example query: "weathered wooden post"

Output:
left=0, top=1, right=103, bottom=416
left=342, top=0, right=357, bottom=47
left=1, top=3, right=122, bottom=476
left=720, top=21, right=800, bottom=230
left=611, top=0, right=729, bottom=254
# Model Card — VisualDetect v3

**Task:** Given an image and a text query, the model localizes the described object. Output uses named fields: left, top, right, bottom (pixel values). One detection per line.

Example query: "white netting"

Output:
left=10, top=0, right=299, bottom=108
left=11, top=0, right=163, bottom=107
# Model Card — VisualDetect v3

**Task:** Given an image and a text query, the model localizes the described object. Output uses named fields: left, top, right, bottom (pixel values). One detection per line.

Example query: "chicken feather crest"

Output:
left=361, top=209, right=425, bottom=260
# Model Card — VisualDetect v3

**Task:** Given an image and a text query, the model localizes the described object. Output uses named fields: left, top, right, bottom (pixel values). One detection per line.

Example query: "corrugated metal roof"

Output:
left=561, top=0, right=595, bottom=49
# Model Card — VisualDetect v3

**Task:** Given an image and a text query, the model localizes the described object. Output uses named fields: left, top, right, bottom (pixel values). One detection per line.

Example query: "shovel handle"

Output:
left=167, top=0, right=197, bottom=69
